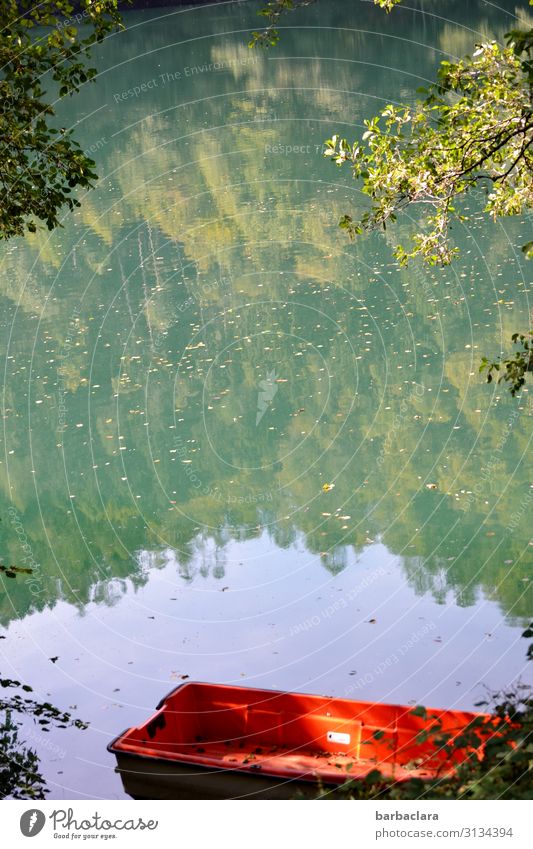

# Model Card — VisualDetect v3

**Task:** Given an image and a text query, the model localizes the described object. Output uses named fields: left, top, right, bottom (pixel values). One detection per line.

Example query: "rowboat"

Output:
left=108, top=681, right=493, bottom=800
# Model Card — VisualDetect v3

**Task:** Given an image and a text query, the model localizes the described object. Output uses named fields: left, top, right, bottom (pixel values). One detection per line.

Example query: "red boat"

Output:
left=108, top=682, right=494, bottom=799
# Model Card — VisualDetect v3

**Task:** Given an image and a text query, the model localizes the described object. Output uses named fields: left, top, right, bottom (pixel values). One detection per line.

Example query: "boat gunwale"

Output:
left=108, top=681, right=491, bottom=787
left=107, top=738, right=350, bottom=787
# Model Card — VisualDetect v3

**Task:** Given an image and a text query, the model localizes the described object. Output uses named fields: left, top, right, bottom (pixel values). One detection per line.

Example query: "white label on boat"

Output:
left=327, top=731, right=350, bottom=745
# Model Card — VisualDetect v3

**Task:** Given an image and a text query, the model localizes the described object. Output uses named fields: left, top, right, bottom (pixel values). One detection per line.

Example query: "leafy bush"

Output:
left=318, top=629, right=533, bottom=799
left=0, top=675, right=88, bottom=799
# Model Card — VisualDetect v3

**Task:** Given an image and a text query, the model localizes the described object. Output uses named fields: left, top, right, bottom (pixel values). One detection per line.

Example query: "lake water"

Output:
left=0, top=0, right=532, bottom=799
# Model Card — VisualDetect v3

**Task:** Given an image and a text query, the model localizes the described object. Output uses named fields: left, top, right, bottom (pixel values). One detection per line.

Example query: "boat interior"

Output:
left=111, top=683, right=490, bottom=782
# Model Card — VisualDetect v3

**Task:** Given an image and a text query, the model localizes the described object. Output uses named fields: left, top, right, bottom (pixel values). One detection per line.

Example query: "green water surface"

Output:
left=0, top=0, right=531, bottom=798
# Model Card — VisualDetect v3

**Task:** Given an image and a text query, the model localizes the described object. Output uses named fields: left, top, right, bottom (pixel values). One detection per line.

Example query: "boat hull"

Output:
left=111, top=748, right=326, bottom=799
left=108, top=681, right=492, bottom=800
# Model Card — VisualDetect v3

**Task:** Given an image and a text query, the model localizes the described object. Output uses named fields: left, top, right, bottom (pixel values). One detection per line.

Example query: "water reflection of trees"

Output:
left=0, top=0, right=531, bottom=627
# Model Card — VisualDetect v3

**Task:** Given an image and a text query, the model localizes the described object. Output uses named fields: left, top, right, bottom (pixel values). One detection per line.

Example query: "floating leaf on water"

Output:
left=0, top=565, right=33, bottom=577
